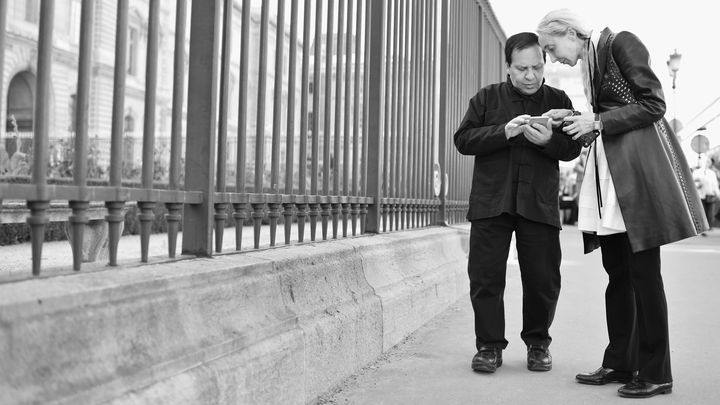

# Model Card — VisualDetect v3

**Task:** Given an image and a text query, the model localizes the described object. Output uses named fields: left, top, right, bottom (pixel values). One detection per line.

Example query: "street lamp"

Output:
left=667, top=49, right=682, bottom=134
left=691, top=126, right=709, bottom=168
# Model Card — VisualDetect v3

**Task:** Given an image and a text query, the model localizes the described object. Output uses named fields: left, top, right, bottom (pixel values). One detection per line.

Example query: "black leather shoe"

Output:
left=576, top=367, right=634, bottom=385
left=618, top=380, right=673, bottom=398
left=527, top=345, right=552, bottom=371
left=471, top=347, right=502, bottom=373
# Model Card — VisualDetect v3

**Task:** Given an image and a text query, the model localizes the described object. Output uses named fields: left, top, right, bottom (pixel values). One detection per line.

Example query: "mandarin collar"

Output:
left=506, top=75, right=545, bottom=102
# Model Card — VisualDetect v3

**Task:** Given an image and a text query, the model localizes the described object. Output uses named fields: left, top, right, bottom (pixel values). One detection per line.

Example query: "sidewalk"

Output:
left=318, top=226, right=720, bottom=405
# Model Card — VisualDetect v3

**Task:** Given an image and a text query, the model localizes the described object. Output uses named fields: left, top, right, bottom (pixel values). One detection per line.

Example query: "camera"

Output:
left=561, top=111, right=597, bottom=147
left=561, top=110, right=582, bottom=129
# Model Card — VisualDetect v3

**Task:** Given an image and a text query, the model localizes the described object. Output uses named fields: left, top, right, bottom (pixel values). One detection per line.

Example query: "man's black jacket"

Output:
left=454, top=78, right=581, bottom=229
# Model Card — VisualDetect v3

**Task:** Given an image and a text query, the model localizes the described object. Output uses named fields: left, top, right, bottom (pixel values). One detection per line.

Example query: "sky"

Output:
left=487, top=0, right=719, bottom=153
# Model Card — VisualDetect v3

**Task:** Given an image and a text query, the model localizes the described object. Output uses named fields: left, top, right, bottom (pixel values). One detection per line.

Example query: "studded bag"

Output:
left=602, top=34, right=637, bottom=104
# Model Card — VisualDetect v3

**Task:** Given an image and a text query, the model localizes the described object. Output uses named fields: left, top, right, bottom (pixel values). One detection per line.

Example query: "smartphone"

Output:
left=527, top=116, right=549, bottom=127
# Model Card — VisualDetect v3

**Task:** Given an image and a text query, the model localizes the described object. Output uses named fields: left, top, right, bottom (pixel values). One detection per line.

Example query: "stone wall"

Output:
left=0, top=226, right=470, bottom=405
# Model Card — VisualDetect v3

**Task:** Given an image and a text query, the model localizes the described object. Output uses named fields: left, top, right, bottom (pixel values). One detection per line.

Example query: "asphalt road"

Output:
left=318, top=225, right=720, bottom=405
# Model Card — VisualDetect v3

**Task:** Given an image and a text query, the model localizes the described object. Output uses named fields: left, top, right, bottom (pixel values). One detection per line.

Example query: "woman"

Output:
left=536, top=9, right=707, bottom=399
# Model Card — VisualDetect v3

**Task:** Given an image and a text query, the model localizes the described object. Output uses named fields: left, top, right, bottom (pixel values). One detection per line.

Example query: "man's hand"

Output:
left=505, top=114, right=530, bottom=140
left=523, top=119, right=552, bottom=146
left=543, top=109, right=575, bottom=127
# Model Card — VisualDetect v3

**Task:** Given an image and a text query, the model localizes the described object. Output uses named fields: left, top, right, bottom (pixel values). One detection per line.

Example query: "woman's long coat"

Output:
left=584, top=28, right=708, bottom=253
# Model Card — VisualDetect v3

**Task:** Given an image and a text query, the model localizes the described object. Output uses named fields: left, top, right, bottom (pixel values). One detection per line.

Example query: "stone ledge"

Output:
left=0, top=226, right=470, bottom=405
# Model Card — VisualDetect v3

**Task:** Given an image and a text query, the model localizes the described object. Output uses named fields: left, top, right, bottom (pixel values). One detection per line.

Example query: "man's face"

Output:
left=506, top=45, right=545, bottom=95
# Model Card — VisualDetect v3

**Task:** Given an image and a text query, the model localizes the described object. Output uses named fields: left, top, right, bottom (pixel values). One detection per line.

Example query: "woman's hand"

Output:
left=543, top=109, right=575, bottom=128
left=562, top=112, right=596, bottom=139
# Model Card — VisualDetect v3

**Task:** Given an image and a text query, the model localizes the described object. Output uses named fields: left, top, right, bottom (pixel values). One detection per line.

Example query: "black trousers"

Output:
left=468, top=214, right=561, bottom=351
left=598, top=232, right=672, bottom=384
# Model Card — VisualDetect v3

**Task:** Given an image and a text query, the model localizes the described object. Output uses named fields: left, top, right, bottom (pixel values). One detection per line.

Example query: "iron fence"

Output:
left=0, top=0, right=505, bottom=278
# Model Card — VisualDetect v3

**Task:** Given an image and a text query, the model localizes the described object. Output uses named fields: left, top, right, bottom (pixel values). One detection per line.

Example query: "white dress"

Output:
left=577, top=133, right=626, bottom=235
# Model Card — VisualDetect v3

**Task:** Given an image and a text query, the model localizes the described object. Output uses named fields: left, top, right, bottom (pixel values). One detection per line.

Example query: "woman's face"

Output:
left=538, top=30, right=581, bottom=66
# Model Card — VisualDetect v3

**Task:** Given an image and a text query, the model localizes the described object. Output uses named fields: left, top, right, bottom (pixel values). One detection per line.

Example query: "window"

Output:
left=128, top=27, right=138, bottom=76
left=6, top=71, right=35, bottom=132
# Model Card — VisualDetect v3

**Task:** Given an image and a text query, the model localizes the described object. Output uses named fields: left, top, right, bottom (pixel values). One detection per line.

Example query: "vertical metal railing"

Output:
left=0, top=0, right=506, bottom=278
left=364, top=0, right=385, bottom=234
left=253, top=0, right=270, bottom=250
left=208, top=0, right=376, bottom=253
left=331, top=0, right=343, bottom=239
left=310, top=0, right=322, bottom=239
left=270, top=0, right=286, bottom=244
left=0, top=0, right=6, bottom=229
left=25, top=0, right=54, bottom=276
left=214, top=0, right=233, bottom=254
left=233, top=0, right=252, bottom=251
left=166, top=0, right=188, bottom=259
left=67, top=0, right=94, bottom=271
left=342, top=0, right=353, bottom=237
left=180, top=0, right=221, bottom=259
left=138, top=0, right=160, bottom=262
left=351, top=0, right=362, bottom=234
left=438, top=0, right=505, bottom=225
left=105, top=0, right=129, bottom=266
left=378, top=0, right=447, bottom=232
left=296, top=0, right=311, bottom=241
left=284, top=0, right=299, bottom=244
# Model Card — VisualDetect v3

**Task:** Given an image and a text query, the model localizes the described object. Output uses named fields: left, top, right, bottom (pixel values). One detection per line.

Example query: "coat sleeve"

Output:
left=534, top=94, right=581, bottom=161
left=453, top=91, right=510, bottom=156
left=599, top=31, right=666, bottom=136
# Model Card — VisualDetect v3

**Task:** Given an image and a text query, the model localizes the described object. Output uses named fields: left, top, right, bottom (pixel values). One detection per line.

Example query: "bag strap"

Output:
left=603, top=33, right=637, bottom=105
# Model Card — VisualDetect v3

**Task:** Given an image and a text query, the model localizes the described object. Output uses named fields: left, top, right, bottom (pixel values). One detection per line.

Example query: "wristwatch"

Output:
left=593, top=113, right=603, bottom=132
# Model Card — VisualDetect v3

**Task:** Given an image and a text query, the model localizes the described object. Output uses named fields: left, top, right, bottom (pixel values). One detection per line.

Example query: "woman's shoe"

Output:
left=618, top=380, right=672, bottom=398
left=576, top=367, right=633, bottom=385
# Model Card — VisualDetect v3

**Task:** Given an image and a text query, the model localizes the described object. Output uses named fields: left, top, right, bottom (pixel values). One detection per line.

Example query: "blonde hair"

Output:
left=536, top=9, right=591, bottom=40
left=537, top=9, right=595, bottom=109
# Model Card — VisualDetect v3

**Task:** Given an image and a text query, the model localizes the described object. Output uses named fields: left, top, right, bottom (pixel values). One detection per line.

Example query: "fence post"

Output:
left=435, top=0, right=449, bottom=225
left=363, top=0, right=386, bottom=233
left=0, top=0, right=7, bottom=140
left=182, top=0, right=221, bottom=256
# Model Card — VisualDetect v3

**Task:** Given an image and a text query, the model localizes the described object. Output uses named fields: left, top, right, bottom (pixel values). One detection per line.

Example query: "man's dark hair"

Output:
left=504, top=32, right=545, bottom=65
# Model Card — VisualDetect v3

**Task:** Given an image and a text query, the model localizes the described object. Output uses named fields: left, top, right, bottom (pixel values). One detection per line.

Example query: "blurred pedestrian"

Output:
left=693, top=156, right=720, bottom=233
left=537, top=9, right=708, bottom=399
left=559, top=170, right=578, bottom=225
left=454, top=32, right=581, bottom=374
left=560, top=151, right=587, bottom=225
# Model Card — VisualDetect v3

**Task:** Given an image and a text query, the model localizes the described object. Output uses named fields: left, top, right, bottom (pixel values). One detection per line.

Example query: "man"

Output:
left=453, top=32, right=581, bottom=373
left=692, top=156, right=720, bottom=233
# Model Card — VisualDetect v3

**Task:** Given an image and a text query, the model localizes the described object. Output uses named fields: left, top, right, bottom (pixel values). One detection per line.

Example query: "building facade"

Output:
left=1, top=0, right=300, bottom=184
